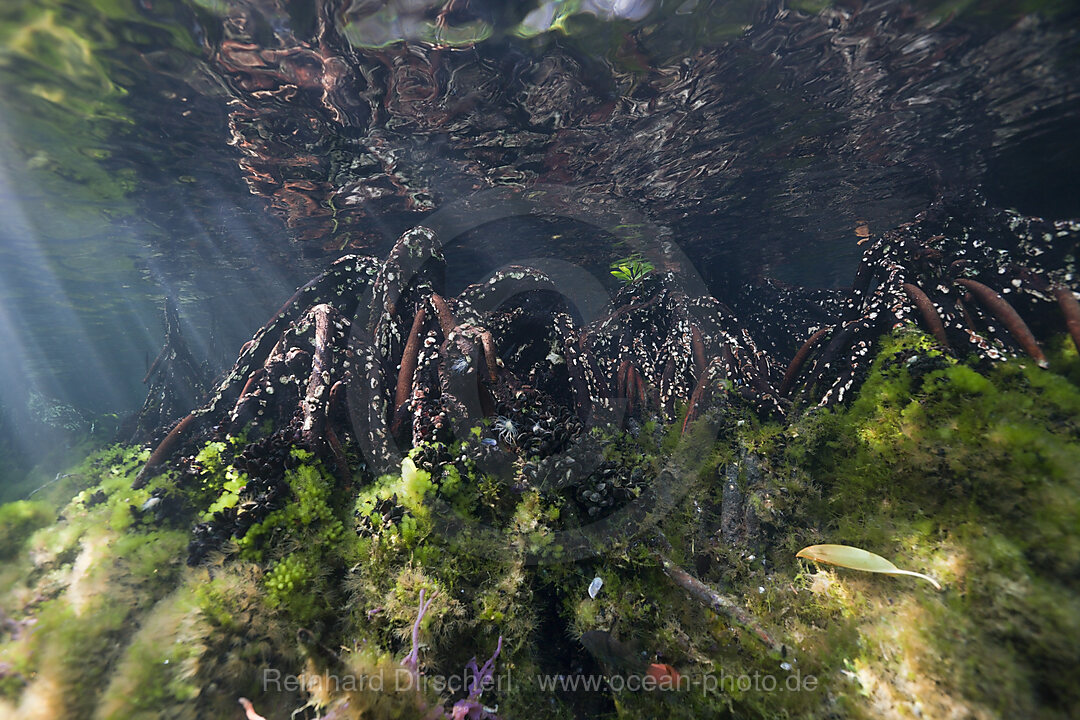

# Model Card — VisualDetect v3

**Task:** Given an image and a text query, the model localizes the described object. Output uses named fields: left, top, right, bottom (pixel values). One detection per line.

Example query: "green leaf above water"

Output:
left=796, top=543, right=942, bottom=590
left=610, top=253, right=655, bottom=286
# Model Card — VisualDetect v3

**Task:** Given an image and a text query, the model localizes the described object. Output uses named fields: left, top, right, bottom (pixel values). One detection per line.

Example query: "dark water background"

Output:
left=1, top=0, right=1079, bottom=492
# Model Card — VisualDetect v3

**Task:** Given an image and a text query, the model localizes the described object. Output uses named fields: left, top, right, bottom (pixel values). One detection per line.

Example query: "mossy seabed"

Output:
left=1, top=327, right=1078, bottom=719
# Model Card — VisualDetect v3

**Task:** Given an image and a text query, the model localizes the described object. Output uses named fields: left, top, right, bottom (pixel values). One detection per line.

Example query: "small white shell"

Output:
left=588, top=576, right=603, bottom=599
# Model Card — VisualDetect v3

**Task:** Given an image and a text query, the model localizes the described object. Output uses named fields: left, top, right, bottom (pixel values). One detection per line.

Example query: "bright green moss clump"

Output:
left=0, top=501, right=52, bottom=559
left=264, top=552, right=321, bottom=621
left=238, top=450, right=338, bottom=547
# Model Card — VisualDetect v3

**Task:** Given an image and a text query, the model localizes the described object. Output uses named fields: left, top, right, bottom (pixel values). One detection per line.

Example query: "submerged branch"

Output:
left=654, top=550, right=790, bottom=660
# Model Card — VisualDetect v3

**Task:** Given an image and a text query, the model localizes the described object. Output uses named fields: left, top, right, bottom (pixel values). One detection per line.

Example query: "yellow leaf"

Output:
left=796, top=544, right=942, bottom=590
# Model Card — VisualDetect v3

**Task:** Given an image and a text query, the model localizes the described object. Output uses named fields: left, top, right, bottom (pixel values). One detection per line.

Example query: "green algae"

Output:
left=1, top=328, right=1078, bottom=718
left=0, top=501, right=52, bottom=560
left=777, top=329, right=1080, bottom=718
left=549, top=328, right=1080, bottom=719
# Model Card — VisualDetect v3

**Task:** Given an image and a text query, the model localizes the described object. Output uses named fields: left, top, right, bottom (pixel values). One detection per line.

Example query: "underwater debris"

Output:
left=796, top=544, right=943, bottom=590
left=655, top=550, right=789, bottom=659
left=645, top=662, right=681, bottom=689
